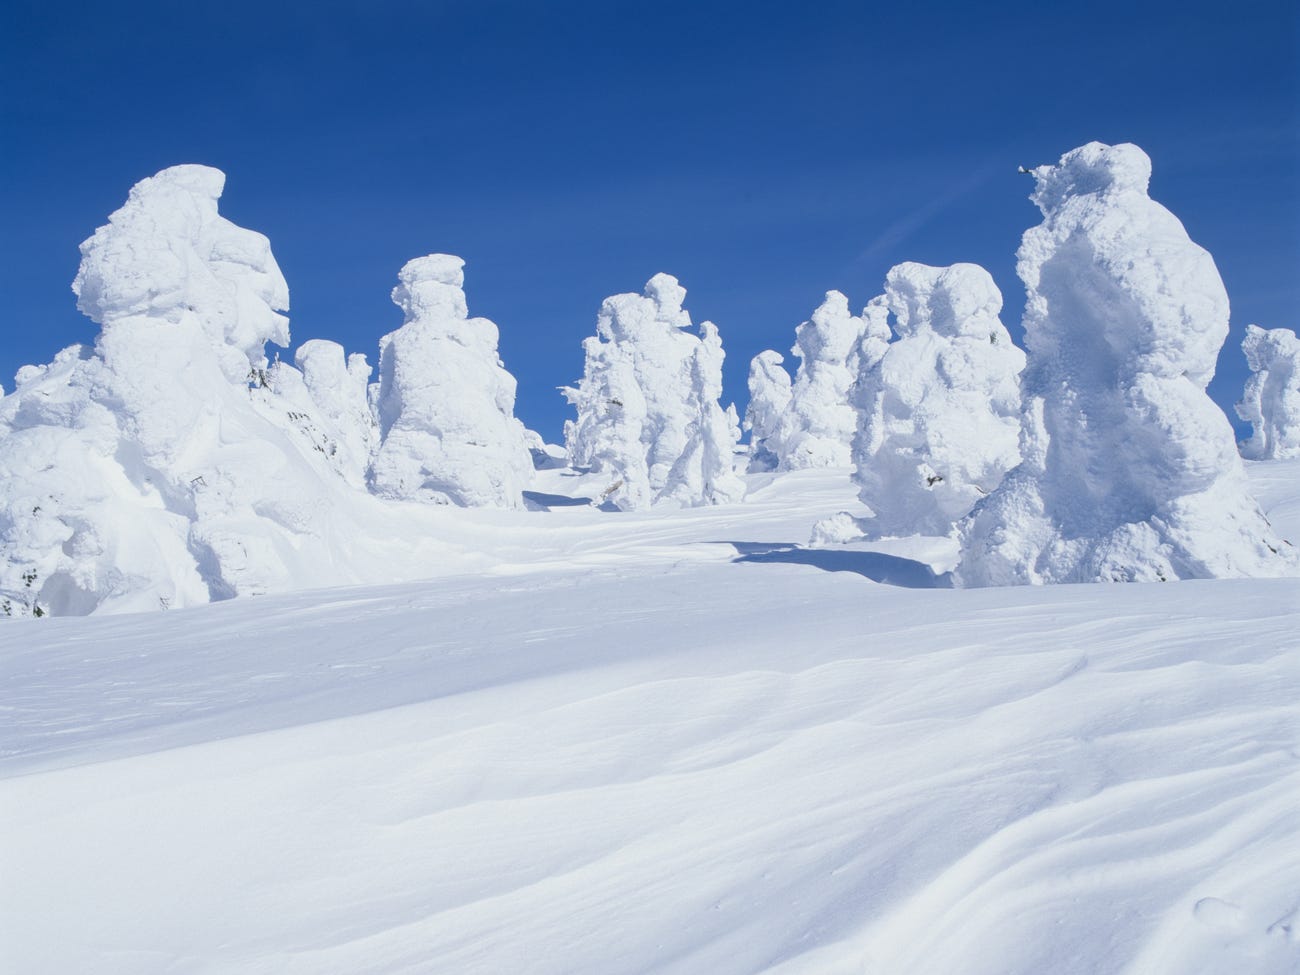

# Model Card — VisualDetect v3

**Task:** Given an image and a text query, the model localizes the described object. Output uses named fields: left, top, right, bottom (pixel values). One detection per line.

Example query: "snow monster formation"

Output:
left=1236, top=324, right=1300, bottom=460
left=853, top=263, right=1025, bottom=538
left=957, top=142, right=1297, bottom=585
left=369, top=255, right=532, bottom=508
left=563, top=273, right=744, bottom=509
left=0, top=165, right=379, bottom=615
left=744, top=350, right=792, bottom=472
left=754, top=292, right=889, bottom=471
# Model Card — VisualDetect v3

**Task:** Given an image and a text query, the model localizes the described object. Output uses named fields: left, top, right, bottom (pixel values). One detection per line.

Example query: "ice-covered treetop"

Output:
left=884, top=263, right=1003, bottom=339
left=1019, top=141, right=1227, bottom=389
left=1028, top=141, right=1152, bottom=215
left=72, top=164, right=290, bottom=370
left=391, top=254, right=469, bottom=322
left=795, top=291, right=861, bottom=361
left=599, top=273, right=692, bottom=342
left=1242, top=323, right=1300, bottom=373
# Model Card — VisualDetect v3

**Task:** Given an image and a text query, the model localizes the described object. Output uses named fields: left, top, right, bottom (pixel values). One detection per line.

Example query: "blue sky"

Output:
left=2, top=0, right=1296, bottom=441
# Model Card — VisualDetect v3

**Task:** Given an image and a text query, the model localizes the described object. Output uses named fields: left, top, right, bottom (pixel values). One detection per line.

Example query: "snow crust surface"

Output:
left=1237, top=324, right=1300, bottom=460
left=3, top=463, right=1299, bottom=975
left=957, top=143, right=1298, bottom=584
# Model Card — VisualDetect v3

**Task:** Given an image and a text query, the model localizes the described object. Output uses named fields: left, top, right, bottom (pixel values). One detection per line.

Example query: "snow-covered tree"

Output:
left=563, top=336, right=652, bottom=509
left=746, top=291, right=891, bottom=472
left=1237, top=324, right=1300, bottom=460
left=563, top=273, right=743, bottom=509
left=0, top=165, right=371, bottom=614
left=250, top=341, right=377, bottom=488
left=744, top=351, right=792, bottom=472
left=852, top=262, right=1024, bottom=538
left=369, top=255, right=531, bottom=508
left=773, top=291, right=879, bottom=469
left=660, top=321, right=745, bottom=506
left=957, top=142, right=1297, bottom=585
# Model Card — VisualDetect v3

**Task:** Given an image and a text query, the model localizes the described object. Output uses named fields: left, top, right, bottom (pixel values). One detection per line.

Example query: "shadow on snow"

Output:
left=723, top=541, right=951, bottom=589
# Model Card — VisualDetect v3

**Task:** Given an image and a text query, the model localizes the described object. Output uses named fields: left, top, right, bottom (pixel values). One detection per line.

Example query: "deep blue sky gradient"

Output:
left=3, top=0, right=1297, bottom=441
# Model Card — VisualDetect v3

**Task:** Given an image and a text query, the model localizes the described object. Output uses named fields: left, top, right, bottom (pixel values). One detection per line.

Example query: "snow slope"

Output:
left=2, top=463, right=1299, bottom=975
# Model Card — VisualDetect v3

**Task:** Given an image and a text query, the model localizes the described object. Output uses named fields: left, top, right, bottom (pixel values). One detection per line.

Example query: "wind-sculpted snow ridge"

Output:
left=1237, top=325, right=1300, bottom=460
left=0, top=167, right=465, bottom=617
left=766, top=291, right=891, bottom=471
left=957, top=142, right=1298, bottom=585
left=370, top=255, right=532, bottom=508
left=852, top=263, right=1024, bottom=538
left=563, top=273, right=744, bottom=509
left=3, top=464, right=1299, bottom=974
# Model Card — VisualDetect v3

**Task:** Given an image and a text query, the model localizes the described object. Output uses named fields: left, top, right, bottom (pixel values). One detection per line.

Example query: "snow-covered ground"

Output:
left=3, top=462, right=1299, bottom=974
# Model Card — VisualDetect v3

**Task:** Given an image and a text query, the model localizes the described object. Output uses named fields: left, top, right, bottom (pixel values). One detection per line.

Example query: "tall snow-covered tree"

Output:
left=774, top=291, right=878, bottom=469
left=746, top=291, right=891, bottom=472
left=563, top=273, right=743, bottom=509
left=1237, top=325, right=1300, bottom=460
left=852, top=262, right=1024, bottom=538
left=369, top=255, right=532, bottom=508
left=744, top=351, right=792, bottom=472
left=0, top=165, right=375, bottom=614
left=957, top=142, right=1297, bottom=585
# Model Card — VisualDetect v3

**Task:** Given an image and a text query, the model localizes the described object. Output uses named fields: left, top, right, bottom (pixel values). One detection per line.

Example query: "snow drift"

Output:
left=957, top=142, right=1297, bottom=585
left=4, top=461, right=1300, bottom=975
left=1237, top=324, right=1300, bottom=460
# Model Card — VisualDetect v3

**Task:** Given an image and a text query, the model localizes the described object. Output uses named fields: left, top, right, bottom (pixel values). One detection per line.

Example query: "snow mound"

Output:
left=1237, top=324, right=1300, bottom=460
left=957, top=142, right=1297, bottom=585
left=853, top=262, right=1024, bottom=537
left=563, top=273, right=744, bottom=509
left=369, top=255, right=532, bottom=508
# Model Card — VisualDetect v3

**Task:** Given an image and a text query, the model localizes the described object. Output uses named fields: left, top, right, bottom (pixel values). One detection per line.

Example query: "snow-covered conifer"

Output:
left=957, top=142, right=1297, bottom=585
left=1236, top=325, right=1300, bottom=459
left=744, top=351, right=792, bottom=472
left=563, top=273, right=742, bottom=509
left=563, top=337, right=652, bottom=509
left=73, top=165, right=289, bottom=385
left=771, top=291, right=876, bottom=469
left=369, top=255, right=531, bottom=508
left=852, top=262, right=1024, bottom=538
left=660, top=321, right=746, bottom=505
left=248, top=341, right=377, bottom=487
left=0, top=165, right=375, bottom=614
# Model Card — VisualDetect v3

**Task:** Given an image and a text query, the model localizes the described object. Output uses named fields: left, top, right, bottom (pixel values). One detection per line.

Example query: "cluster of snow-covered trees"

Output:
left=1, top=142, right=1297, bottom=616
left=754, top=143, right=1297, bottom=581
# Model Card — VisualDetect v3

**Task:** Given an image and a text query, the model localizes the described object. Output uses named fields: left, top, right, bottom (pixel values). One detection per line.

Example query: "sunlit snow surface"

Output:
left=3, top=464, right=1299, bottom=974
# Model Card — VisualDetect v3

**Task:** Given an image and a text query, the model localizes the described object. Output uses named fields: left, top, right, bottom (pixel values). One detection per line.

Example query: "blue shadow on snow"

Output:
left=724, top=542, right=951, bottom=589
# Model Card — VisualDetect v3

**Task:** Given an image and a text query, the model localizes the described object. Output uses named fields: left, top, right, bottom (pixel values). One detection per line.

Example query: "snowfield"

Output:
left=3, top=462, right=1299, bottom=975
